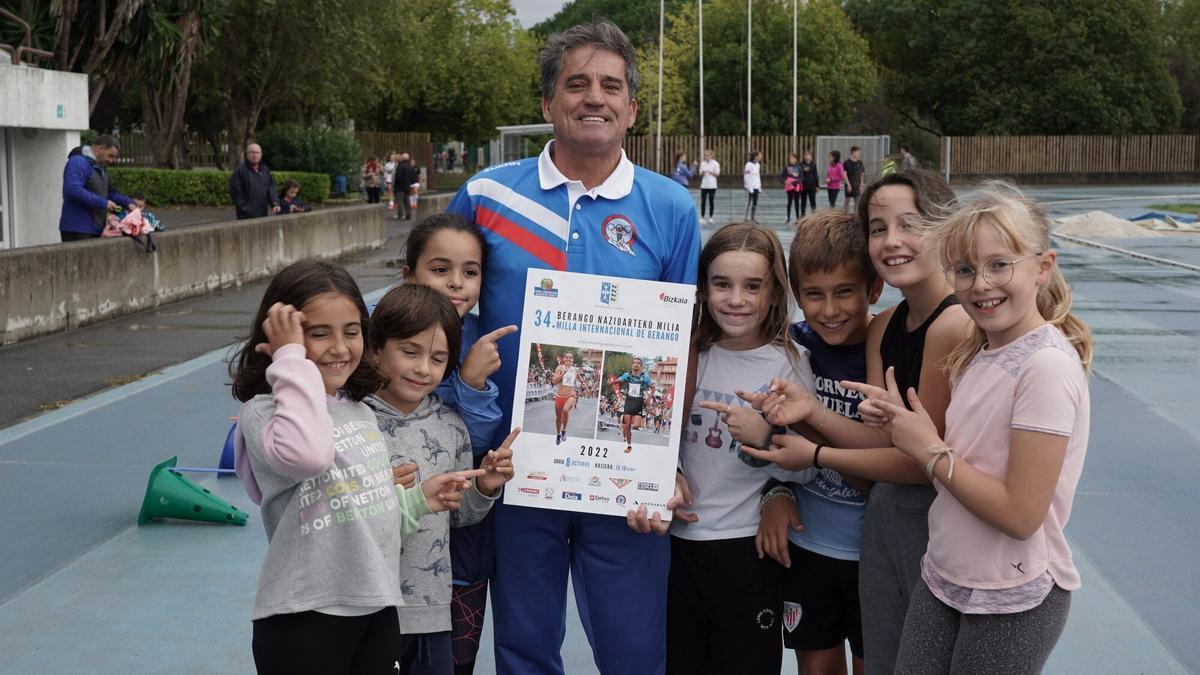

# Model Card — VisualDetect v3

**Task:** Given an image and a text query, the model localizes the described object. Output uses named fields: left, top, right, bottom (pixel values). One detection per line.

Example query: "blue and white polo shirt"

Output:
left=447, top=141, right=701, bottom=447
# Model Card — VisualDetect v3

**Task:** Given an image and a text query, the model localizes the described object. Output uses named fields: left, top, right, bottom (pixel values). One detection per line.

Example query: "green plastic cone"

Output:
left=137, top=456, right=249, bottom=526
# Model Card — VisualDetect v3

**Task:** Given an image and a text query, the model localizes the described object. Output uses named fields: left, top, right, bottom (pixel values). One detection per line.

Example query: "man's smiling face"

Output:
left=542, top=46, right=637, bottom=159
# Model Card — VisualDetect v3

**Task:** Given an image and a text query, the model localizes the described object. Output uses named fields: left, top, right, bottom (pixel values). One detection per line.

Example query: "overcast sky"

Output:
left=511, top=0, right=568, bottom=28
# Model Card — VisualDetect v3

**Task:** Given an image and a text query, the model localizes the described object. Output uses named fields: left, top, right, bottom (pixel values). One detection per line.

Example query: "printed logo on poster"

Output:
left=637, top=481, right=660, bottom=492
left=559, top=475, right=581, bottom=484
left=562, top=491, right=582, bottom=501
left=588, top=476, right=602, bottom=487
left=526, top=471, right=548, bottom=481
left=609, top=478, right=632, bottom=489
left=601, top=215, right=637, bottom=255
left=544, top=488, right=555, bottom=500
left=615, top=495, right=627, bottom=505
left=658, top=291, right=690, bottom=305
left=600, top=281, right=619, bottom=305
left=589, top=495, right=611, bottom=503
left=533, top=278, right=559, bottom=298
left=518, top=487, right=541, bottom=496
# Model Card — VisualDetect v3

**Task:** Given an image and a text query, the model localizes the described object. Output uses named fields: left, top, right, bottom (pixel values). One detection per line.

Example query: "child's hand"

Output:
left=477, top=428, right=520, bottom=496
left=739, top=434, right=816, bottom=471
left=460, top=325, right=518, bottom=390
left=866, top=385, right=942, bottom=460
left=756, top=377, right=819, bottom=426
left=756, top=493, right=805, bottom=568
left=421, top=469, right=486, bottom=512
left=627, top=471, right=698, bottom=535
left=698, top=401, right=768, bottom=446
left=254, top=302, right=305, bottom=357
left=392, top=462, right=418, bottom=489
left=842, top=367, right=906, bottom=431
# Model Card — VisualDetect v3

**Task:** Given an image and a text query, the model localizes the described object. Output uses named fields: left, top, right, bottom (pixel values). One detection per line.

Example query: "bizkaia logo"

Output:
left=562, top=491, right=582, bottom=501
left=609, top=478, right=632, bottom=489
left=526, top=471, right=548, bottom=481
left=518, top=487, right=541, bottom=496
left=658, top=291, right=690, bottom=305
left=637, top=481, right=660, bottom=492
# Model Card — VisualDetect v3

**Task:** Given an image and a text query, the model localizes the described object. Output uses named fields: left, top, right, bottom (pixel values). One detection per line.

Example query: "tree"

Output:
left=846, top=0, right=1182, bottom=135
left=1163, top=0, right=1200, bottom=132
left=134, top=0, right=221, bottom=167
left=366, top=0, right=541, bottom=143
left=533, top=0, right=687, bottom=45
left=663, top=0, right=877, bottom=136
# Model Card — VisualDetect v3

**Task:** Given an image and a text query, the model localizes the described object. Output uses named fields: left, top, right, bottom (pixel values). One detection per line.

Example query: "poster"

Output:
left=505, top=269, right=695, bottom=519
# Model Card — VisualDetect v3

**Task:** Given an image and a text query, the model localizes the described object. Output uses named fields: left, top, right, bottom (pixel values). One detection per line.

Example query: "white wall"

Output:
left=0, top=64, right=89, bottom=248
left=10, top=129, right=79, bottom=248
left=0, top=65, right=88, bottom=130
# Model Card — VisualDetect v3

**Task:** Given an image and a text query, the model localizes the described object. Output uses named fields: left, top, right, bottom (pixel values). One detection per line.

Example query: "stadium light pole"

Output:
left=746, top=0, right=752, bottom=154
left=792, top=0, right=797, bottom=151
left=698, top=0, right=704, bottom=166
left=657, top=0, right=664, bottom=174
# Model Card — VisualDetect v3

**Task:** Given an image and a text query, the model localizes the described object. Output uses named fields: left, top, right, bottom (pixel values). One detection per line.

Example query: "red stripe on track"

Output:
left=476, top=205, right=566, bottom=271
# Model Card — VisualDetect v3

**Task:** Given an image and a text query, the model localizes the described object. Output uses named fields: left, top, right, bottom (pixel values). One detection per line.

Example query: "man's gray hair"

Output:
left=539, top=20, right=639, bottom=102
left=93, top=134, right=120, bottom=150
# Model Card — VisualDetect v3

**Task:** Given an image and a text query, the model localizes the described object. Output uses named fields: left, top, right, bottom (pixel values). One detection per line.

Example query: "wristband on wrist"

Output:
left=812, top=401, right=830, bottom=432
left=925, top=445, right=955, bottom=482
left=813, top=444, right=825, bottom=470
left=759, top=485, right=795, bottom=513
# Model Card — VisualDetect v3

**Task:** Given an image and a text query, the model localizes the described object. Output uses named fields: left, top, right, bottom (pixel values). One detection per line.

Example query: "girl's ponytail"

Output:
left=1038, top=266, right=1094, bottom=373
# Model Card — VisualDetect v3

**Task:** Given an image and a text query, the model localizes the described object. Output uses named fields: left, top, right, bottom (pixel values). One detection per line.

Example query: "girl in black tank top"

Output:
left=879, top=294, right=960, bottom=405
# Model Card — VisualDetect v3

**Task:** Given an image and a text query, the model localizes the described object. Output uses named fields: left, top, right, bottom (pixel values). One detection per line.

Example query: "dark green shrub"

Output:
left=109, top=168, right=330, bottom=206
left=255, top=123, right=361, bottom=179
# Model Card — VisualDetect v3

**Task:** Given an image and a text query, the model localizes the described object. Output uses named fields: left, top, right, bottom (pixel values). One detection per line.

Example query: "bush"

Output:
left=109, top=168, right=330, bottom=206
left=255, top=123, right=361, bottom=179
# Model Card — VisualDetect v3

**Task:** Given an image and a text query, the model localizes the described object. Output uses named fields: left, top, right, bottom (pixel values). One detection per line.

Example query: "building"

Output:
left=0, top=62, right=89, bottom=248
left=651, top=356, right=678, bottom=403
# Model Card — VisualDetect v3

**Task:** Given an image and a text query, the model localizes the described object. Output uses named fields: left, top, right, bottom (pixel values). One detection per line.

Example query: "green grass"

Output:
left=1148, top=203, right=1200, bottom=215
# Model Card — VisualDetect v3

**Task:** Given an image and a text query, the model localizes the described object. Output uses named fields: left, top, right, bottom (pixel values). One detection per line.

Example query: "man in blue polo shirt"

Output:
left=447, top=20, right=700, bottom=675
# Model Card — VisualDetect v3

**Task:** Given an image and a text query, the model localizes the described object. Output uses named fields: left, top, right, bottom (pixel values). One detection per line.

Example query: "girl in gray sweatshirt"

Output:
left=367, top=283, right=515, bottom=673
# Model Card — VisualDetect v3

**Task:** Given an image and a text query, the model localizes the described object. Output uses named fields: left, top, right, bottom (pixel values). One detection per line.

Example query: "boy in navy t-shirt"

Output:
left=759, top=210, right=881, bottom=675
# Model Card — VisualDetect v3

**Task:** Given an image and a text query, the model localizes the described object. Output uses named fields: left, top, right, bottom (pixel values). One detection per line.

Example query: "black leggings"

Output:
left=700, top=188, right=716, bottom=218
left=252, top=607, right=402, bottom=675
left=745, top=190, right=760, bottom=220
left=366, top=187, right=381, bottom=204
left=801, top=188, right=817, bottom=216
left=786, top=190, right=801, bottom=221
left=827, top=188, right=840, bottom=208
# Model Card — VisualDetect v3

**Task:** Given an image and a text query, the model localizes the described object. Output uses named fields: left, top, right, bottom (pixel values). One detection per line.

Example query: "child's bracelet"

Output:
left=812, top=401, right=830, bottom=432
left=925, top=445, right=955, bottom=482
left=759, top=485, right=795, bottom=512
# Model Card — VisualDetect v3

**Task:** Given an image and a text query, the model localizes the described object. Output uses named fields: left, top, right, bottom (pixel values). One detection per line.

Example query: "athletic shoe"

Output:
left=556, top=432, right=561, bottom=446
left=624, top=445, right=632, bottom=454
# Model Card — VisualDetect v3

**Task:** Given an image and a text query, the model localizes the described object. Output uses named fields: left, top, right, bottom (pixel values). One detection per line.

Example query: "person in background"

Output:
left=58, top=134, right=132, bottom=242
left=744, top=150, right=762, bottom=223
left=361, top=156, right=383, bottom=204
left=900, top=144, right=919, bottom=171
left=672, top=152, right=697, bottom=188
left=278, top=180, right=312, bottom=214
left=843, top=146, right=866, bottom=214
left=698, top=149, right=720, bottom=225
left=229, top=143, right=281, bottom=220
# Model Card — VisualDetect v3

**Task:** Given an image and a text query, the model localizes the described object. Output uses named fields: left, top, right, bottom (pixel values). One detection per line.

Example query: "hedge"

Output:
left=108, top=168, right=331, bottom=206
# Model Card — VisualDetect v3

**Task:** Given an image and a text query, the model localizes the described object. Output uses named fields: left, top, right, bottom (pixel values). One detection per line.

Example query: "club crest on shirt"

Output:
left=601, top=214, right=637, bottom=256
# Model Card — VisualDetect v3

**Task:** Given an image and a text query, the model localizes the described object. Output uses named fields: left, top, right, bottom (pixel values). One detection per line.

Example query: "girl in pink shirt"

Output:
left=867, top=186, right=1093, bottom=672
left=825, top=151, right=846, bottom=208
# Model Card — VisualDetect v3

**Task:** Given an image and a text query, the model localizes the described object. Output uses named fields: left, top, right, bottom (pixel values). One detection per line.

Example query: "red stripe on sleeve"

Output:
left=476, top=205, right=567, bottom=271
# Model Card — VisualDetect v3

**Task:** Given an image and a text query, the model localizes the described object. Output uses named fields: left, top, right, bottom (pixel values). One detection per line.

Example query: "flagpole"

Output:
left=698, top=0, right=705, bottom=165
left=656, top=0, right=664, bottom=174
left=746, top=0, right=752, bottom=154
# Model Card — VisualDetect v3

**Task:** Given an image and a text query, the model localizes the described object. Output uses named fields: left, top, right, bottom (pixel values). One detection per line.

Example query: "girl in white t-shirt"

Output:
left=866, top=185, right=1093, bottom=672
left=667, top=221, right=818, bottom=673
left=698, top=149, right=720, bottom=224
left=743, top=151, right=762, bottom=222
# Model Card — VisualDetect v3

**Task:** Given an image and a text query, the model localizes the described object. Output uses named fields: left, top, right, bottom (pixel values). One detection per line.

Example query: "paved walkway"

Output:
left=1, top=188, right=1198, bottom=673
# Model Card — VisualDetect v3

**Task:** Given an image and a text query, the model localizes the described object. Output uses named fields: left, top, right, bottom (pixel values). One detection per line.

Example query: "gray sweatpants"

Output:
left=858, top=483, right=936, bottom=674
left=895, top=583, right=1070, bottom=674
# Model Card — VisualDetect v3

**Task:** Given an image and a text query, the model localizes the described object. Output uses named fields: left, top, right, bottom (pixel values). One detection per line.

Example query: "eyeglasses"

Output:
left=944, top=253, right=1042, bottom=291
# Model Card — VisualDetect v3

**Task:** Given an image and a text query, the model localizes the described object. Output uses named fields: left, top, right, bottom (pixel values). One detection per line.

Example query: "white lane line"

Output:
left=0, top=287, right=391, bottom=449
left=1038, top=194, right=1200, bottom=206
left=1052, top=232, right=1200, bottom=274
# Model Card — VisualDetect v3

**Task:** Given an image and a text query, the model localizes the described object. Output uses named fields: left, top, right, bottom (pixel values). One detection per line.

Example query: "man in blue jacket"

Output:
left=57, top=135, right=132, bottom=242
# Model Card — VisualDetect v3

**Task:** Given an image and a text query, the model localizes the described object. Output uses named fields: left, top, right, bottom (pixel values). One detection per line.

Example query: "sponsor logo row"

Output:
left=525, top=473, right=661, bottom=493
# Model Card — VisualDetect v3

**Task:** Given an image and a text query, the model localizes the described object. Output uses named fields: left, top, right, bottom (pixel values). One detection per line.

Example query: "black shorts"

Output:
left=668, top=536, right=783, bottom=673
left=782, top=543, right=863, bottom=657
left=622, top=397, right=645, bottom=417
